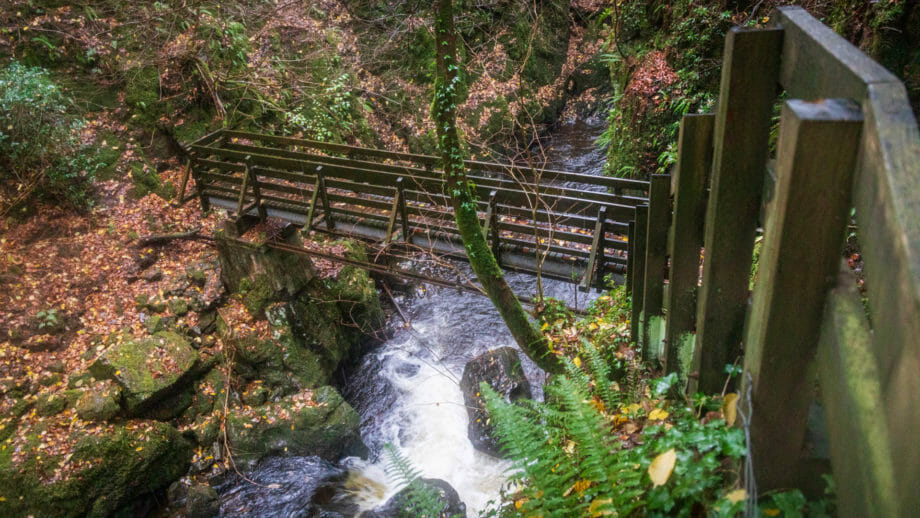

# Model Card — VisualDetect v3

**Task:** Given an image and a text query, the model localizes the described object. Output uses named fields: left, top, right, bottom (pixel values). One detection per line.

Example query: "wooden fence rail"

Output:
left=628, top=7, right=919, bottom=515
left=187, top=129, right=649, bottom=287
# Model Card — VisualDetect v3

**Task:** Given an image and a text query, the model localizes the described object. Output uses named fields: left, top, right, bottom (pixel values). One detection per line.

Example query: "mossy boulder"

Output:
left=89, top=331, right=201, bottom=416
left=0, top=420, right=193, bottom=517
left=74, top=380, right=122, bottom=422
left=225, top=386, right=364, bottom=471
left=215, top=233, right=316, bottom=316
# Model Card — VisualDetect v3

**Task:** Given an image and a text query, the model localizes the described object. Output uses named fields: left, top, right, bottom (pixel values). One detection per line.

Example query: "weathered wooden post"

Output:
left=665, top=114, right=714, bottom=381
left=641, top=174, right=671, bottom=362
left=245, top=156, right=267, bottom=221
left=693, top=27, right=783, bottom=394
left=741, top=98, right=862, bottom=493
left=630, top=204, right=648, bottom=348
left=304, top=165, right=322, bottom=231
left=483, top=190, right=500, bottom=260
left=625, top=220, right=635, bottom=297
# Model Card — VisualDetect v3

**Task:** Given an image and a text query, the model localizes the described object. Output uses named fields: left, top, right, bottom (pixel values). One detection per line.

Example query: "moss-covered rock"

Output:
left=225, top=386, right=364, bottom=471
left=0, top=420, right=193, bottom=517
left=89, top=331, right=201, bottom=416
left=215, top=232, right=316, bottom=315
left=74, top=380, right=122, bottom=422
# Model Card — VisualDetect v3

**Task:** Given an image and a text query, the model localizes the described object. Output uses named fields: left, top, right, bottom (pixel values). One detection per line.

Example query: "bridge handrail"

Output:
left=628, top=6, right=919, bottom=515
left=212, top=129, right=650, bottom=192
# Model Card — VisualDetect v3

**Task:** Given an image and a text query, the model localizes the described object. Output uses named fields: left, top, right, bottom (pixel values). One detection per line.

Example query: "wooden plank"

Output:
left=818, top=263, right=900, bottom=518
left=641, top=174, right=671, bottom=362
left=235, top=161, right=250, bottom=216
left=773, top=6, right=899, bottom=102
left=631, top=204, right=648, bottom=347
left=666, top=114, right=715, bottom=381
left=693, top=27, right=783, bottom=394
left=852, top=81, right=920, bottom=512
left=741, top=99, right=863, bottom=493
left=485, top=191, right=500, bottom=260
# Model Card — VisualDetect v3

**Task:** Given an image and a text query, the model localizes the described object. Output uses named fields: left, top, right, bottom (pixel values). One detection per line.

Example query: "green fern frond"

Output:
left=383, top=443, right=423, bottom=490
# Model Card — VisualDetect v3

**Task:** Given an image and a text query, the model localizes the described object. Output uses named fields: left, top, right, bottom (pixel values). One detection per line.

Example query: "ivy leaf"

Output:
left=648, top=448, right=677, bottom=487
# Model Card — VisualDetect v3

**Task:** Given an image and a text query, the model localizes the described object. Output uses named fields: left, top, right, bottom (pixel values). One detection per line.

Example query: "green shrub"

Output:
left=0, top=62, right=102, bottom=211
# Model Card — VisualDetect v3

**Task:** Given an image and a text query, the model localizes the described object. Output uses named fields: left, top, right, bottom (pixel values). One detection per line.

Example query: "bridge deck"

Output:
left=186, top=129, right=648, bottom=289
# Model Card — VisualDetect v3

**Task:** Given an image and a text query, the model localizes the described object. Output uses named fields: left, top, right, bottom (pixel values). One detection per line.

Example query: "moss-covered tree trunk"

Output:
left=433, top=0, right=561, bottom=374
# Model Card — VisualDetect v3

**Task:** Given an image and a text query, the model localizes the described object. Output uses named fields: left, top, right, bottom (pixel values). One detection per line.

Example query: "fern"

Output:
left=382, top=444, right=454, bottom=518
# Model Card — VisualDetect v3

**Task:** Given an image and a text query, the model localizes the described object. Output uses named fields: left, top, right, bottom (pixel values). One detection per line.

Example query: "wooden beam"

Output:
left=667, top=114, right=715, bottom=382
left=694, top=27, right=783, bottom=394
left=741, top=99, right=863, bottom=493
left=396, top=176, right=410, bottom=242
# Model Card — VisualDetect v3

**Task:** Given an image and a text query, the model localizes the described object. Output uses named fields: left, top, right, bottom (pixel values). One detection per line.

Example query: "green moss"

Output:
left=0, top=421, right=192, bottom=517
left=89, top=332, right=200, bottom=415
left=225, top=386, right=362, bottom=471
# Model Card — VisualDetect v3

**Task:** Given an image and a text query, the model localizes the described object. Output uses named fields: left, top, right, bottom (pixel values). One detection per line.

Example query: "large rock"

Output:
left=89, top=331, right=202, bottom=416
left=225, top=386, right=365, bottom=471
left=362, top=478, right=467, bottom=518
left=460, top=347, right=532, bottom=458
left=0, top=421, right=193, bottom=517
left=74, top=380, right=122, bottom=421
left=216, top=232, right=316, bottom=316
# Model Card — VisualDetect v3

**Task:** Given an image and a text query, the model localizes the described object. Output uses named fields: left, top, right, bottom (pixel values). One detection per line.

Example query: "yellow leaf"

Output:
left=764, top=509, right=781, bottom=516
left=588, top=498, right=614, bottom=517
left=573, top=357, right=582, bottom=368
left=648, top=408, right=669, bottom=421
left=135, top=446, right=143, bottom=452
left=625, top=403, right=642, bottom=414
left=722, top=393, right=739, bottom=427
left=725, top=488, right=746, bottom=503
left=648, top=448, right=677, bottom=487
left=514, top=498, right=527, bottom=510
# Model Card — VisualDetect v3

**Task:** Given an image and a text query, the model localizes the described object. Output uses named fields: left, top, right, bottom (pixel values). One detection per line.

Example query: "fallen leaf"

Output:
left=648, top=448, right=676, bottom=487
left=722, top=393, right=739, bottom=427
left=588, top=498, right=614, bottom=516
left=725, top=488, right=746, bottom=503
left=648, top=408, right=669, bottom=421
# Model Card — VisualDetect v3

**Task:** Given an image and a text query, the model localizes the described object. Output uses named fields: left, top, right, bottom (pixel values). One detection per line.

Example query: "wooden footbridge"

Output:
left=184, top=129, right=649, bottom=290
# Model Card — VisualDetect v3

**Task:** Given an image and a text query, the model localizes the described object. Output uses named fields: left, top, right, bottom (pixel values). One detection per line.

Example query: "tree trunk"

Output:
left=433, top=0, right=561, bottom=373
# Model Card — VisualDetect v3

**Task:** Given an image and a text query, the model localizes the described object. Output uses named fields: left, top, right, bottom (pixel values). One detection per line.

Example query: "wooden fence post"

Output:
left=235, top=156, right=251, bottom=217
left=741, top=99, right=862, bottom=494
left=397, top=177, right=410, bottom=242
left=666, top=114, right=715, bottom=382
left=626, top=220, right=635, bottom=297
left=581, top=206, right=608, bottom=292
left=818, top=263, right=899, bottom=517
left=318, top=169, right=335, bottom=231
left=631, top=204, right=648, bottom=348
left=694, top=27, right=783, bottom=394
left=483, top=190, right=500, bottom=259
left=246, top=156, right=267, bottom=221
left=642, top=174, right=671, bottom=362
left=304, top=166, right=322, bottom=231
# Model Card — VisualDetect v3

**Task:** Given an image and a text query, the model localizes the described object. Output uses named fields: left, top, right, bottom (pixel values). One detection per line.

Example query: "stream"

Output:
left=217, top=118, right=608, bottom=517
